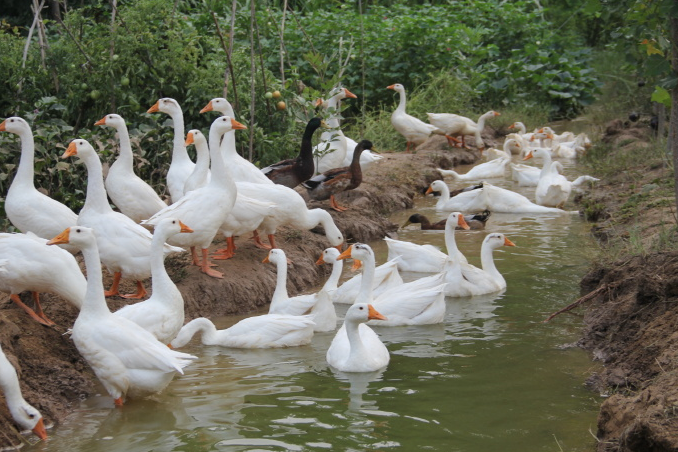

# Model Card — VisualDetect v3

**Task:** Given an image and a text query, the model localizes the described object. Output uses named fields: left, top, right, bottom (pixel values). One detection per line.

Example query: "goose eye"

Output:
left=79, top=141, right=83, bottom=145
left=76, top=228, right=81, bottom=233
left=172, top=220, right=176, bottom=224
left=28, top=413, right=35, bottom=419
left=358, top=306, right=363, bottom=310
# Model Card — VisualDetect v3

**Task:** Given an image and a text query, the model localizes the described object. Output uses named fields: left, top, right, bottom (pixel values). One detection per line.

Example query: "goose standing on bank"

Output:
left=0, top=342, right=47, bottom=440
left=0, top=117, right=78, bottom=253
left=261, top=117, right=325, bottom=188
left=303, top=140, right=373, bottom=211
left=147, top=98, right=195, bottom=203
left=387, top=83, right=438, bottom=152
left=63, top=139, right=183, bottom=298
left=427, top=110, right=500, bottom=151
left=114, top=218, right=193, bottom=345
left=95, top=114, right=167, bottom=222
left=143, top=117, right=246, bottom=278
left=0, top=232, right=86, bottom=325
left=47, top=226, right=197, bottom=406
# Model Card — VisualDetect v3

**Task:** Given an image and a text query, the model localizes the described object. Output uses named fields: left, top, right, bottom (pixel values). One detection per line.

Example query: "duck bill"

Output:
left=386, top=84, right=396, bottom=90
left=367, top=304, right=387, bottom=321
left=351, top=259, right=362, bottom=271
left=401, top=219, right=412, bottom=228
left=522, top=151, right=533, bottom=161
left=458, top=215, right=470, bottom=230
left=313, top=98, right=324, bottom=107
left=179, top=221, right=193, bottom=233
left=336, top=245, right=353, bottom=261
left=32, top=418, right=47, bottom=440
left=94, top=116, right=106, bottom=126
left=231, top=118, right=247, bottom=130
left=47, top=228, right=71, bottom=245
left=262, top=254, right=270, bottom=264
left=343, top=88, right=358, bottom=99
left=315, top=255, right=325, bottom=265
left=0, top=120, right=6, bottom=131
left=147, top=101, right=160, bottom=113
left=504, top=237, right=516, bottom=247
left=425, top=186, right=434, bottom=195
left=493, top=111, right=501, bottom=116
left=200, top=101, right=213, bottom=114
left=62, top=141, right=77, bottom=158
left=185, top=132, right=194, bottom=146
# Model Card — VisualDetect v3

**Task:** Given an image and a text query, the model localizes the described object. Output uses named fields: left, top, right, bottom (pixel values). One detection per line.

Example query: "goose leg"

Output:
left=104, top=272, right=122, bottom=297
left=121, top=281, right=147, bottom=299
left=212, top=237, right=236, bottom=260
left=445, top=135, right=461, bottom=147
left=9, top=294, right=53, bottom=326
left=251, top=230, right=272, bottom=250
left=114, top=397, right=124, bottom=407
left=267, top=234, right=278, bottom=249
left=31, top=292, right=55, bottom=326
left=191, top=246, right=215, bottom=267
left=329, top=195, right=348, bottom=212
left=200, top=248, right=223, bottom=278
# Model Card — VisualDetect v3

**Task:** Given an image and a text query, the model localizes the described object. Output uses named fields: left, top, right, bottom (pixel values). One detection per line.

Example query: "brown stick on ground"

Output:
left=543, top=282, right=619, bottom=323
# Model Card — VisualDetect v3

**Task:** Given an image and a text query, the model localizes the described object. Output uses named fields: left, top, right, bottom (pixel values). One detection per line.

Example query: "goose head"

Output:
left=47, top=225, right=97, bottom=250
left=94, top=113, right=125, bottom=129
left=211, top=116, right=247, bottom=137
left=337, top=243, right=373, bottom=271
left=0, top=116, right=30, bottom=135
left=147, top=98, right=181, bottom=115
left=200, top=97, right=235, bottom=117
left=317, top=247, right=341, bottom=265
left=185, top=129, right=207, bottom=148
left=483, top=233, right=516, bottom=250
left=328, top=87, right=358, bottom=101
left=447, top=212, right=470, bottom=230
left=386, top=83, right=405, bottom=93
left=522, top=147, right=549, bottom=161
left=154, top=218, right=193, bottom=238
left=62, top=138, right=95, bottom=159
left=262, top=248, right=286, bottom=265
left=483, top=110, right=501, bottom=119
left=9, top=401, right=46, bottom=440
left=426, top=180, right=448, bottom=195
left=345, top=302, right=386, bottom=324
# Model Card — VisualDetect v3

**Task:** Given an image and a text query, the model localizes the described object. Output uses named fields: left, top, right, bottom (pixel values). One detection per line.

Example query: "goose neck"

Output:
left=270, top=257, right=289, bottom=308
left=113, top=123, right=134, bottom=169
left=444, top=218, right=459, bottom=256
left=0, top=359, right=25, bottom=410
left=79, top=243, right=113, bottom=317
left=539, top=151, right=553, bottom=179
left=356, top=254, right=376, bottom=304
left=193, top=318, right=220, bottom=346
left=207, top=127, right=235, bottom=191
left=322, top=258, right=343, bottom=292
left=395, top=89, right=407, bottom=113
left=149, top=229, right=174, bottom=294
left=345, top=319, right=369, bottom=364
left=480, top=243, right=503, bottom=285
left=14, top=128, right=35, bottom=187
left=170, top=110, right=191, bottom=164
left=82, top=151, right=113, bottom=213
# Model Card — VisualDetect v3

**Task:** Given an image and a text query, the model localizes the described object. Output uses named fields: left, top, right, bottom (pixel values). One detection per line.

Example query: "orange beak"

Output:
left=336, top=245, right=353, bottom=260
left=386, top=84, right=395, bottom=90
left=262, top=254, right=270, bottom=263
left=343, top=88, right=357, bottom=99
left=316, top=254, right=325, bottom=265
left=457, top=215, right=470, bottom=230
left=147, top=101, right=160, bottom=113
left=494, top=111, right=501, bottom=116
left=367, top=304, right=387, bottom=321
left=32, top=418, right=47, bottom=440
left=47, top=228, right=71, bottom=245
left=94, top=116, right=106, bottom=126
left=509, top=122, right=515, bottom=128
left=522, top=151, right=533, bottom=161
left=0, top=120, right=6, bottom=132
left=425, top=186, right=434, bottom=195
left=314, top=98, right=324, bottom=107
left=185, top=132, right=194, bottom=146
left=200, top=101, right=213, bottom=114
left=230, top=118, right=247, bottom=130
left=504, top=237, right=516, bottom=247
left=179, top=221, right=193, bottom=233
left=62, top=141, right=78, bottom=158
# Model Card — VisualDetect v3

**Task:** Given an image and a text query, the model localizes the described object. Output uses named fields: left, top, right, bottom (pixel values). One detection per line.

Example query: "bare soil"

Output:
left=0, top=134, right=487, bottom=449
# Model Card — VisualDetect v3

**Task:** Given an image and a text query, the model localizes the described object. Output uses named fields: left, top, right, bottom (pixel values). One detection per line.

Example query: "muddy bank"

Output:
left=0, top=136, right=483, bottom=449
left=567, top=119, right=678, bottom=451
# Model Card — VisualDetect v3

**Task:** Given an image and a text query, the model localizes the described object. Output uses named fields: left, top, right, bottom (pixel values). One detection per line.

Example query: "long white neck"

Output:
left=185, top=140, right=210, bottom=193
left=270, top=257, right=289, bottom=309
left=208, top=126, right=235, bottom=192
left=14, top=127, right=35, bottom=187
left=480, top=244, right=505, bottom=287
left=395, top=89, right=407, bottom=114
left=326, top=93, right=343, bottom=128
left=355, top=253, right=376, bottom=304
left=0, top=351, right=29, bottom=418
left=322, top=258, right=343, bottom=292
left=516, top=122, right=526, bottom=134
left=174, top=318, right=220, bottom=347
left=112, top=123, right=134, bottom=170
left=538, top=150, right=553, bottom=179
left=475, top=113, right=491, bottom=148
left=444, top=217, right=459, bottom=257
left=169, top=109, right=192, bottom=165
left=81, top=151, right=114, bottom=214
left=436, top=184, right=450, bottom=208
left=218, top=105, right=238, bottom=159
left=149, top=227, right=175, bottom=298
left=79, top=241, right=113, bottom=318
left=345, top=318, right=369, bottom=365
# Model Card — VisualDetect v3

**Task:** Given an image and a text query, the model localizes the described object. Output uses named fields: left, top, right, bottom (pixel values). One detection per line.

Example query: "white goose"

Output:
left=442, top=232, right=515, bottom=297
left=0, top=342, right=47, bottom=440
left=437, top=154, right=510, bottom=181
left=338, top=243, right=447, bottom=326
left=200, top=97, right=274, bottom=185
left=426, top=180, right=569, bottom=214
left=170, top=314, right=315, bottom=349
left=47, top=226, right=197, bottom=405
left=326, top=303, right=389, bottom=373
left=143, top=117, right=245, bottom=278
left=263, top=248, right=337, bottom=332
left=385, top=211, right=470, bottom=273
left=63, top=139, right=183, bottom=299
left=182, top=129, right=211, bottom=194
left=427, top=110, right=500, bottom=151
left=314, top=87, right=359, bottom=172
left=317, top=247, right=404, bottom=305
left=95, top=114, right=167, bottom=222
left=387, top=83, right=438, bottom=152
left=524, top=148, right=572, bottom=208
left=114, top=218, right=193, bottom=345
left=147, top=98, right=196, bottom=203
left=0, top=117, right=78, bottom=253
left=0, top=232, right=86, bottom=325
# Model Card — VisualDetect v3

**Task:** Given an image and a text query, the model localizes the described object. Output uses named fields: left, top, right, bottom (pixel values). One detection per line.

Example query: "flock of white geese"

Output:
left=0, top=84, right=598, bottom=442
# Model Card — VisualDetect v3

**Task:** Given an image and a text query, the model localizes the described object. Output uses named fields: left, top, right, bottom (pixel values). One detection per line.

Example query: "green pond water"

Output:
left=28, top=154, right=602, bottom=452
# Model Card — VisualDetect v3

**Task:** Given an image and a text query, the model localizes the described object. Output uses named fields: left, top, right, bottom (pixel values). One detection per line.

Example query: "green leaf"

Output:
left=651, top=86, right=672, bottom=108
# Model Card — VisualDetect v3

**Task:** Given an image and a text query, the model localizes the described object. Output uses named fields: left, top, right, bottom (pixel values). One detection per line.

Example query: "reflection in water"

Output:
left=30, top=153, right=601, bottom=452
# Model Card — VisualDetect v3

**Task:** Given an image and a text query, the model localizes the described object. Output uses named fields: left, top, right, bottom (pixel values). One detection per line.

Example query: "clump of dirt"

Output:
left=0, top=138, right=482, bottom=449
